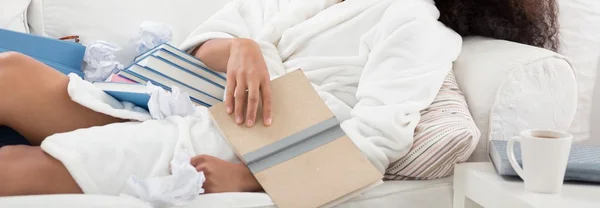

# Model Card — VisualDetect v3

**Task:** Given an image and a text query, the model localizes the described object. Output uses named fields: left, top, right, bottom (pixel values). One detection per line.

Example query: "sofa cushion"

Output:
left=0, top=178, right=454, bottom=208
left=558, top=0, right=600, bottom=141
left=27, top=0, right=231, bottom=65
left=0, top=0, right=30, bottom=33
left=384, top=71, right=480, bottom=180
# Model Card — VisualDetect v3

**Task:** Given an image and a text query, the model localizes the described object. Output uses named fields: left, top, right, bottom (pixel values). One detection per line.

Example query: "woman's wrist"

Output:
left=192, top=38, right=236, bottom=73
left=231, top=38, right=256, bottom=48
left=230, top=38, right=260, bottom=55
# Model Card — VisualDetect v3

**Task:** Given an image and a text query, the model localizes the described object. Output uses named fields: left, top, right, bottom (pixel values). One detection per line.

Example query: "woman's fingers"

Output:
left=225, top=73, right=236, bottom=114
left=234, top=78, right=247, bottom=125
left=261, top=79, right=273, bottom=126
left=245, top=82, right=260, bottom=127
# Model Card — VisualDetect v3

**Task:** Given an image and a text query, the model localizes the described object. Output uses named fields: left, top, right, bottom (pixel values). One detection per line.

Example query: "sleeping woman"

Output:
left=0, top=0, right=558, bottom=196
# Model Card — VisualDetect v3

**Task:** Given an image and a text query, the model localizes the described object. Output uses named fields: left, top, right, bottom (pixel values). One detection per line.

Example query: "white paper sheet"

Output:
left=82, top=40, right=125, bottom=82
left=147, top=82, right=196, bottom=120
left=134, top=21, right=173, bottom=55
left=124, top=151, right=205, bottom=208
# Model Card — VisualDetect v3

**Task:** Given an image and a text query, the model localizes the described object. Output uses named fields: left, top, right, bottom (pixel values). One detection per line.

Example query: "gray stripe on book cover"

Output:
left=243, top=117, right=345, bottom=173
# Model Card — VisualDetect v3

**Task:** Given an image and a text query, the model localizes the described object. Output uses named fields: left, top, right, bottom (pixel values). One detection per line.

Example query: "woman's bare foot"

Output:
left=190, top=154, right=262, bottom=193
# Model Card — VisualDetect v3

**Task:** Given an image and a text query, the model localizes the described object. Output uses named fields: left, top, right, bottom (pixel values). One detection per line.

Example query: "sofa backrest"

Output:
left=27, top=0, right=232, bottom=65
left=0, top=0, right=31, bottom=33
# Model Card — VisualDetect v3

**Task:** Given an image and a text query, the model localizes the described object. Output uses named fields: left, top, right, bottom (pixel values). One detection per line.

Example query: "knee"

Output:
left=0, top=52, right=32, bottom=93
left=0, top=52, right=29, bottom=77
left=0, top=51, right=29, bottom=67
left=0, top=145, right=29, bottom=162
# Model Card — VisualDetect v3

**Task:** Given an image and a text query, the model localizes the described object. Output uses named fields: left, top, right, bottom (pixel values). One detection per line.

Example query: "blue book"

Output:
left=135, top=43, right=226, bottom=85
left=136, top=54, right=224, bottom=100
left=489, top=140, right=600, bottom=183
left=118, top=65, right=214, bottom=107
left=0, top=28, right=85, bottom=77
left=93, top=82, right=150, bottom=110
left=100, top=43, right=224, bottom=109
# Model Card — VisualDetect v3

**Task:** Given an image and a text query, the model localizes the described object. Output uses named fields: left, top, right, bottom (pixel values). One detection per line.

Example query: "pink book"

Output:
left=108, top=73, right=137, bottom=84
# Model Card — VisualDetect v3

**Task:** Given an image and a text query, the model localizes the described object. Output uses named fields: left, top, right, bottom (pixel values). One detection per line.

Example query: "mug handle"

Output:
left=507, top=136, right=525, bottom=179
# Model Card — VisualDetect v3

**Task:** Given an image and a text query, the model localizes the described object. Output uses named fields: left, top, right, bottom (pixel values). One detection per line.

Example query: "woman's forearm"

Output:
left=193, top=38, right=233, bottom=73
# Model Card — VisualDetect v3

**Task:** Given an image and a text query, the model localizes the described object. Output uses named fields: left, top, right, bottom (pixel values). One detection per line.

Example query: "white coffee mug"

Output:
left=507, top=129, right=573, bottom=194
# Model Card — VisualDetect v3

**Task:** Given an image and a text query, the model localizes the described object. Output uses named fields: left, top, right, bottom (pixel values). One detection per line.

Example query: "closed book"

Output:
left=116, top=70, right=146, bottom=83
left=209, top=70, right=383, bottom=208
left=107, top=73, right=137, bottom=84
left=489, top=140, right=600, bottom=183
left=0, top=28, right=85, bottom=77
left=136, top=54, right=225, bottom=100
left=93, top=82, right=150, bottom=110
left=138, top=45, right=226, bottom=87
left=120, top=64, right=218, bottom=107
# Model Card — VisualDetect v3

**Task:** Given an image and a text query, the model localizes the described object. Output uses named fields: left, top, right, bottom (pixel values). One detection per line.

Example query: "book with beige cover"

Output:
left=209, top=70, right=383, bottom=208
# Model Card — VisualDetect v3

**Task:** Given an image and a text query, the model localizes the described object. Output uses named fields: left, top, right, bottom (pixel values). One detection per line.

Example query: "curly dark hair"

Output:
left=434, top=0, right=560, bottom=52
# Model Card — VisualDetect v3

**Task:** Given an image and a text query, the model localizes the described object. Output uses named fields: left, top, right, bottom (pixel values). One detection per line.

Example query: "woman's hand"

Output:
left=191, top=155, right=262, bottom=193
left=226, top=38, right=272, bottom=127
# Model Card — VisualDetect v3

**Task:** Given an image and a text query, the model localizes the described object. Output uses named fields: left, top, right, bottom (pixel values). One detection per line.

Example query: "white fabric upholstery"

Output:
left=0, top=0, right=30, bottom=33
left=558, top=0, right=600, bottom=141
left=454, top=37, right=577, bottom=162
left=27, top=0, right=232, bottom=65
left=0, top=178, right=453, bottom=208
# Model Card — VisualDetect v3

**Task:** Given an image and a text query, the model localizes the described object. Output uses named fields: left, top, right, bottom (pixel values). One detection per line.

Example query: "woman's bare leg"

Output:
left=0, top=52, right=128, bottom=196
left=0, top=145, right=82, bottom=195
left=0, top=52, right=125, bottom=145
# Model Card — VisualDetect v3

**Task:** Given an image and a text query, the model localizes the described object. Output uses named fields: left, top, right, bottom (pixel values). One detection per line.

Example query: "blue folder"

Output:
left=103, top=90, right=151, bottom=110
left=0, top=28, right=85, bottom=77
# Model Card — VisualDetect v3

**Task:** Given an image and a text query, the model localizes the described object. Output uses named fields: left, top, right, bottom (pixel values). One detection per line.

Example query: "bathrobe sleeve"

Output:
left=179, top=0, right=283, bottom=51
left=179, top=0, right=291, bottom=75
left=340, top=2, right=463, bottom=173
left=181, top=0, right=265, bottom=51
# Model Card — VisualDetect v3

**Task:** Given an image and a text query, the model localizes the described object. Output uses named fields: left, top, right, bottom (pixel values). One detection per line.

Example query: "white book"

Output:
left=135, top=43, right=226, bottom=84
left=116, top=71, right=146, bottom=84
left=136, top=55, right=225, bottom=100
left=122, top=64, right=221, bottom=106
left=152, top=49, right=226, bottom=87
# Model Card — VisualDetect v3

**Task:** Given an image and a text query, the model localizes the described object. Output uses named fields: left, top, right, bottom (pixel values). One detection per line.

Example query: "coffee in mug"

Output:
left=507, top=129, right=573, bottom=194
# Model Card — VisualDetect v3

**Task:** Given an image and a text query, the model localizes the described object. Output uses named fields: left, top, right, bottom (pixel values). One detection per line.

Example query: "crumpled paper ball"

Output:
left=124, top=150, right=205, bottom=208
left=134, top=21, right=173, bottom=55
left=146, top=82, right=197, bottom=120
left=82, top=41, right=125, bottom=82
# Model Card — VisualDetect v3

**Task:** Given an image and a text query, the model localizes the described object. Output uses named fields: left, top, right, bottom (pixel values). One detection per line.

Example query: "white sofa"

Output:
left=1, top=0, right=592, bottom=207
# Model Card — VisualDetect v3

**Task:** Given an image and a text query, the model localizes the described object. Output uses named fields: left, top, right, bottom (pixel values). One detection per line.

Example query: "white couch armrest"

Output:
left=454, top=37, right=578, bottom=162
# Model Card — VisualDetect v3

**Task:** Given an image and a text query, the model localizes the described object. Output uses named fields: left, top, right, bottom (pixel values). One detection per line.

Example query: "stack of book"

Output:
left=95, top=43, right=226, bottom=109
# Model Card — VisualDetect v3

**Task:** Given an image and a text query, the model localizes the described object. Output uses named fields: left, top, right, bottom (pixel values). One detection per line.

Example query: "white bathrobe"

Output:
left=41, top=0, right=462, bottom=196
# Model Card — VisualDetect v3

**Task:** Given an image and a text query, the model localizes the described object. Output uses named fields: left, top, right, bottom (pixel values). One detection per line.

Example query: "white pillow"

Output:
left=558, top=0, right=600, bottom=141
left=27, top=0, right=231, bottom=65
left=0, top=0, right=30, bottom=33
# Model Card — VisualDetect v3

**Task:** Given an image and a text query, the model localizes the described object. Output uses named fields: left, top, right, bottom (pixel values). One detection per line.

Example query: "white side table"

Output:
left=452, top=162, right=600, bottom=208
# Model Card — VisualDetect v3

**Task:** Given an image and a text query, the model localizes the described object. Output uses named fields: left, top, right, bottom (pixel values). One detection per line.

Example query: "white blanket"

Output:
left=41, top=0, right=462, bottom=196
